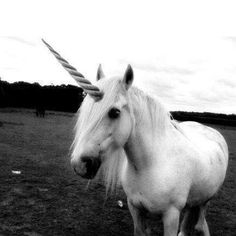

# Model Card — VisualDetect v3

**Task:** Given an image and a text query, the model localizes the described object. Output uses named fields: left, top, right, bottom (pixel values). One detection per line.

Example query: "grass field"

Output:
left=0, top=109, right=235, bottom=236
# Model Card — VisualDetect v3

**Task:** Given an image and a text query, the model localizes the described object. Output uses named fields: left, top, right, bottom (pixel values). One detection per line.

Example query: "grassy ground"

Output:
left=0, top=109, right=235, bottom=236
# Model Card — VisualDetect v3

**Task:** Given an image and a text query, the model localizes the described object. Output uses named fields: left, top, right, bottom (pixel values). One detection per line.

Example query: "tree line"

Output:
left=171, top=111, right=236, bottom=127
left=0, top=80, right=84, bottom=113
left=0, top=79, right=236, bottom=126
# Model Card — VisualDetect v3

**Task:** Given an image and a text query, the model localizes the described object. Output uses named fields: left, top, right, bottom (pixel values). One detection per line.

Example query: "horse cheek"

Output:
left=115, top=116, right=132, bottom=146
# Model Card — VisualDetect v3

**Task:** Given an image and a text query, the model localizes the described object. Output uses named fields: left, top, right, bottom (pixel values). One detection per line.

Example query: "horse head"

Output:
left=71, top=65, right=134, bottom=179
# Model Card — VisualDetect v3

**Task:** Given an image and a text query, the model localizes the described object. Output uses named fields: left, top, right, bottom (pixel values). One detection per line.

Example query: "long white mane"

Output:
left=72, top=77, right=177, bottom=192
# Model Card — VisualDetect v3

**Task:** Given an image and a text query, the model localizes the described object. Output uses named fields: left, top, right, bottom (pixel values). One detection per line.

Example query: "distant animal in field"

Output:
left=44, top=40, right=229, bottom=236
left=0, top=77, right=6, bottom=107
left=35, top=105, right=45, bottom=117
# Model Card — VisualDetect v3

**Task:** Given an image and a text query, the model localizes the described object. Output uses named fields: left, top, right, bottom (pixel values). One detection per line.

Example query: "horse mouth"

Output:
left=78, top=157, right=101, bottom=179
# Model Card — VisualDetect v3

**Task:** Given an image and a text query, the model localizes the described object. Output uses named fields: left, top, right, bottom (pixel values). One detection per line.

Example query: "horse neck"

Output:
left=124, top=92, right=172, bottom=172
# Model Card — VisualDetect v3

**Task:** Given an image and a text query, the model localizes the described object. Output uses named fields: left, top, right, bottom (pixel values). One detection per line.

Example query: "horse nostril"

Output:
left=72, top=156, right=101, bottom=179
left=93, top=158, right=101, bottom=169
left=81, top=157, right=93, bottom=170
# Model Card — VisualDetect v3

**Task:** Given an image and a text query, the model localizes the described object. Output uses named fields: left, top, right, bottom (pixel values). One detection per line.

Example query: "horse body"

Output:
left=121, top=120, right=228, bottom=213
left=179, top=122, right=228, bottom=202
left=70, top=65, right=228, bottom=236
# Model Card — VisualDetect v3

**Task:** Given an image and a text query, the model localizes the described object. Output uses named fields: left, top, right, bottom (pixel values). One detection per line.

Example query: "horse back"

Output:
left=179, top=121, right=228, bottom=161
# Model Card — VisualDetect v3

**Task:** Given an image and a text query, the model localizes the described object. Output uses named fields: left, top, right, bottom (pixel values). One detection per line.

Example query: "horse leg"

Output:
left=127, top=199, right=150, bottom=236
left=178, top=206, right=200, bottom=236
left=163, top=206, right=180, bottom=236
left=194, top=205, right=210, bottom=236
left=178, top=204, right=210, bottom=236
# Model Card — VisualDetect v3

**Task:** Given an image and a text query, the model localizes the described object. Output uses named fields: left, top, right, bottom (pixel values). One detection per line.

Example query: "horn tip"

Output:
left=41, top=39, right=49, bottom=47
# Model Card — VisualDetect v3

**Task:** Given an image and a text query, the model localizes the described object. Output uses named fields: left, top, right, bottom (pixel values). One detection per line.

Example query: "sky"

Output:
left=0, top=0, right=236, bottom=114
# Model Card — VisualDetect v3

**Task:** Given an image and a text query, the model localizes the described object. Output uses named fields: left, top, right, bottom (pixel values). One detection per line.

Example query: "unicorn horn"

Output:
left=42, top=39, right=103, bottom=99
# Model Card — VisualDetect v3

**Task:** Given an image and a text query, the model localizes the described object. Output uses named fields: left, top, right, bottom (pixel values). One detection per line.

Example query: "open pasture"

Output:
left=0, top=109, right=235, bottom=235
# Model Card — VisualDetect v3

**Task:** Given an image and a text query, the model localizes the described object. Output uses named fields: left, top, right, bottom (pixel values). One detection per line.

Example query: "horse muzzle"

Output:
left=71, top=156, right=101, bottom=179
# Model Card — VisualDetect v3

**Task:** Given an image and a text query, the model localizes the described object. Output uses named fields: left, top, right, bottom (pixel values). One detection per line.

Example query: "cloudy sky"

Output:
left=0, top=0, right=236, bottom=114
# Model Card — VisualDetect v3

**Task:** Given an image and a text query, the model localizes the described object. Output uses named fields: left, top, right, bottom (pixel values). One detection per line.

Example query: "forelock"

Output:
left=74, top=76, right=125, bottom=139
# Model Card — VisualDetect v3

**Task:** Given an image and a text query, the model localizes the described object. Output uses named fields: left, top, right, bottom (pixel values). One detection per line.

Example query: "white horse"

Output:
left=71, top=65, right=228, bottom=236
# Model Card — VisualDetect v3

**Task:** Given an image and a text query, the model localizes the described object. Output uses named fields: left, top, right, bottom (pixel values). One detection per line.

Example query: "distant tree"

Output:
left=171, top=111, right=236, bottom=126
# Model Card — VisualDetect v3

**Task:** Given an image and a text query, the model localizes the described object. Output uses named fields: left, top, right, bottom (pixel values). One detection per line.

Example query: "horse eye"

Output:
left=108, top=108, right=120, bottom=119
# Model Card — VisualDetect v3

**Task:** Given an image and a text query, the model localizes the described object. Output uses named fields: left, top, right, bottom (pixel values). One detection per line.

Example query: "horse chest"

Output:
left=121, top=170, right=179, bottom=212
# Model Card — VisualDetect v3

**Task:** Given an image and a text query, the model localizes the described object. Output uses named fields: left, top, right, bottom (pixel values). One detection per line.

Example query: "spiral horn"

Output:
left=42, top=39, right=103, bottom=99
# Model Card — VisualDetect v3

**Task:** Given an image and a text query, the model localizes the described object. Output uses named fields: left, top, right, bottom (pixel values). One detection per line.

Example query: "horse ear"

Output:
left=96, top=64, right=105, bottom=81
left=122, top=64, right=134, bottom=90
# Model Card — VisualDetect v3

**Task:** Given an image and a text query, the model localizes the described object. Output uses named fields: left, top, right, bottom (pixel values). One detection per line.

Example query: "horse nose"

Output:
left=71, top=156, right=101, bottom=179
left=81, top=156, right=93, bottom=173
left=71, top=157, right=87, bottom=177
